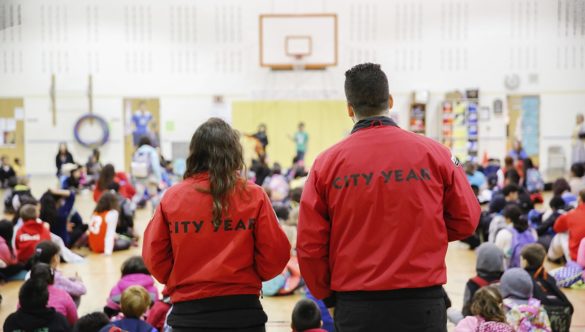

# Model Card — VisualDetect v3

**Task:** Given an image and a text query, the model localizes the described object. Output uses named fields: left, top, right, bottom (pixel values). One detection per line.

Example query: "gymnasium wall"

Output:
left=0, top=0, right=583, bottom=175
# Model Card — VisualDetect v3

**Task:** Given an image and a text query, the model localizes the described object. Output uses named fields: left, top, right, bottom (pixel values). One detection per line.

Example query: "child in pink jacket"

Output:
left=455, top=286, right=513, bottom=332
left=28, top=263, right=78, bottom=325
left=104, top=256, right=158, bottom=317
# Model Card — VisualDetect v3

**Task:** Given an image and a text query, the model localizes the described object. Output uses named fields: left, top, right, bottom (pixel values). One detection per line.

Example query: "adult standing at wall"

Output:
left=297, top=63, right=481, bottom=332
left=572, top=114, right=585, bottom=164
left=143, top=118, right=290, bottom=332
left=55, top=143, right=74, bottom=177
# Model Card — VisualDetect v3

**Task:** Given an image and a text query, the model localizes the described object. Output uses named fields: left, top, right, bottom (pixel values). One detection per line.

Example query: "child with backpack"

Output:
left=461, top=243, right=506, bottom=317
left=500, top=268, right=551, bottom=332
left=291, top=299, right=328, bottom=332
left=521, top=244, right=573, bottom=332
left=495, top=205, right=537, bottom=268
left=455, top=286, right=514, bottom=332
left=32, top=241, right=87, bottom=307
left=88, top=192, right=131, bottom=255
left=104, top=256, right=158, bottom=317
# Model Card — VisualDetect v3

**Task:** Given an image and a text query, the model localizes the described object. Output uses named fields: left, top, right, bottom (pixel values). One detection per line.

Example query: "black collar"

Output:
left=351, top=116, right=399, bottom=134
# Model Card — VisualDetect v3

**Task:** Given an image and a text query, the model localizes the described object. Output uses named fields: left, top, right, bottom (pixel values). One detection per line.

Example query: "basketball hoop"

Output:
left=291, top=54, right=306, bottom=71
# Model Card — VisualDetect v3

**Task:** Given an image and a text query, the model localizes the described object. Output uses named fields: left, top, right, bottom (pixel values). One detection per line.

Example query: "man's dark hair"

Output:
left=502, top=184, right=519, bottom=197
left=344, top=63, right=389, bottom=118
left=19, top=278, right=49, bottom=310
left=571, top=163, right=585, bottom=178
left=73, top=312, right=110, bottom=332
left=291, top=299, right=321, bottom=331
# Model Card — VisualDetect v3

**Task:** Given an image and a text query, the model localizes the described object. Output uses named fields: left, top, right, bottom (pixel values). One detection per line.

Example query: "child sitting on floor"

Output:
left=32, top=241, right=87, bottom=307
left=0, top=219, right=26, bottom=281
left=15, top=204, right=51, bottom=263
left=500, top=268, right=551, bottom=332
left=3, top=278, right=71, bottom=332
left=88, top=192, right=131, bottom=255
left=107, top=286, right=157, bottom=332
left=29, top=263, right=78, bottom=326
left=521, top=243, right=573, bottom=332
left=455, top=285, right=513, bottom=332
left=495, top=205, right=537, bottom=268
left=104, top=256, right=158, bottom=317
left=291, top=299, right=327, bottom=332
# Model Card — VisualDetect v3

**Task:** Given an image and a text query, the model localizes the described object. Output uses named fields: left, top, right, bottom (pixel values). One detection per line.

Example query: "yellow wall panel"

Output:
left=232, top=100, right=351, bottom=168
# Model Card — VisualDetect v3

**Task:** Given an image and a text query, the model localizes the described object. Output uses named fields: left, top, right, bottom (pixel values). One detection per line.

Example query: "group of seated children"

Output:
left=450, top=240, right=575, bottom=331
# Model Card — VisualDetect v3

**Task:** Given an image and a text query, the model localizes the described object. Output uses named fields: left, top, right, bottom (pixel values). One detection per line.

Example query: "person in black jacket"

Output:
left=4, top=278, right=71, bottom=332
left=521, top=243, right=573, bottom=331
left=56, top=142, right=75, bottom=177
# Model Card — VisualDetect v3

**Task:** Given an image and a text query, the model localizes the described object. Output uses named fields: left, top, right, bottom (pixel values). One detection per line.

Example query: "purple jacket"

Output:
left=106, top=273, right=158, bottom=311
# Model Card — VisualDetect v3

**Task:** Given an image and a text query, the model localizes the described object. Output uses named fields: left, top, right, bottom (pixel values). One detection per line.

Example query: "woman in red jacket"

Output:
left=142, top=118, right=290, bottom=332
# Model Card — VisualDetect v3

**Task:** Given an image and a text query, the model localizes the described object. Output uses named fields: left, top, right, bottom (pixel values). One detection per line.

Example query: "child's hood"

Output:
left=117, top=273, right=155, bottom=290
left=476, top=242, right=505, bottom=274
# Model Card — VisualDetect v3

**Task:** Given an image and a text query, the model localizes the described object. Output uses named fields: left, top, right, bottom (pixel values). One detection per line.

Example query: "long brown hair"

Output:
left=97, top=164, right=115, bottom=190
left=95, top=191, right=120, bottom=213
left=470, top=285, right=507, bottom=322
left=184, top=118, right=246, bottom=226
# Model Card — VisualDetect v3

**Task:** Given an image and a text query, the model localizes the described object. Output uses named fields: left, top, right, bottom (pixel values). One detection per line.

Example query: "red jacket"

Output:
left=15, top=219, right=52, bottom=263
left=297, top=117, right=480, bottom=300
left=142, top=173, right=290, bottom=303
left=553, top=204, right=585, bottom=260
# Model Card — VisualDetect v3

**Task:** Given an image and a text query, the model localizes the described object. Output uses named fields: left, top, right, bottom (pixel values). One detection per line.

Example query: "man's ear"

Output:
left=347, top=103, right=355, bottom=119
left=388, top=94, right=394, bottom=110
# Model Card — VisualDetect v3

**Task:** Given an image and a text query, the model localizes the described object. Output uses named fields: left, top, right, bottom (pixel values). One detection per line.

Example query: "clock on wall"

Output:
left=504, top=74, right=520, bottom=90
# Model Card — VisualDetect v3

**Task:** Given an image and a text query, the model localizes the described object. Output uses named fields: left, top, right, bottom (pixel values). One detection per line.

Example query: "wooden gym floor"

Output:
left=0, top=177, right=583, bottom=331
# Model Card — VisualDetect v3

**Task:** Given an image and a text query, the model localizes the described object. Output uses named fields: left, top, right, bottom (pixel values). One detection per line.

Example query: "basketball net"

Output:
left=291, top=54, right=306, bottom=71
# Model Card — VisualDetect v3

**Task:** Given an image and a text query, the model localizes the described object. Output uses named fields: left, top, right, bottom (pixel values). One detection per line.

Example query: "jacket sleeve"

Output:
left=142, top=203, right=173, bottom=284
left=253, top=191, right=291, bottom=281
left=297, top=167, right=332, bottom=300
left=442, top=159, right=481, bottom=241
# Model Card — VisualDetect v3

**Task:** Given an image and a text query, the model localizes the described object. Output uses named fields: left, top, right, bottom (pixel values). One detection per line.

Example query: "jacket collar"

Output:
left=351, top=116, right=399, bottom=134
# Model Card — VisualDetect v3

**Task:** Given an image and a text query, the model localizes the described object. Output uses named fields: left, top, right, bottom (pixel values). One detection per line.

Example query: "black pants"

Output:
left=334, top=297, right=447, bottom=332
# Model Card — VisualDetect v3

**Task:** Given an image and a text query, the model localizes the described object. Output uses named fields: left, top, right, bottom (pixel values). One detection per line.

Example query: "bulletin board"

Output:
left=232, top=100, right=350, bottom=168
left=123, top=98, right=160, bottom=172
left=507, top=95, right=540, bottom=164
left=0, top=98, right=25, bottom=169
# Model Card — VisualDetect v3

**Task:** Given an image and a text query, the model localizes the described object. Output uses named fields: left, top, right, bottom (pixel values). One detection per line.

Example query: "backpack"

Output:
left=504, top=298, right=551, bottom=332
left=131, top=149, right=152, bottom=179
left=508, top=227, right=537, bottom=268
left=543, top=305, right=572, bottom=332
left=477, top=320, right=514, bottom=332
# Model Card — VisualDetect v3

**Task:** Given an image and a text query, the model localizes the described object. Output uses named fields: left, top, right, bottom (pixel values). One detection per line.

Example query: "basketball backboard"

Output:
left=259, top=14, right=338, bottom=70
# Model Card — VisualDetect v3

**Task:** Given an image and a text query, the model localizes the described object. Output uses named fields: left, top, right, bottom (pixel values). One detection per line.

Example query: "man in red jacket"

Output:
left=297, top=63, right=480, bottom=331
